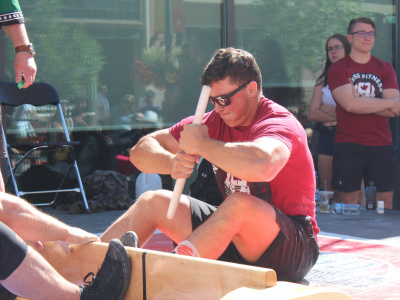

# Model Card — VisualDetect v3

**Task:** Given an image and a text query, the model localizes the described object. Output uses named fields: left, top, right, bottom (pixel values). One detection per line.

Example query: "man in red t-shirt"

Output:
left=328, top=17, right=400, bottom=209
left=102, top=48, right=319, bottom=281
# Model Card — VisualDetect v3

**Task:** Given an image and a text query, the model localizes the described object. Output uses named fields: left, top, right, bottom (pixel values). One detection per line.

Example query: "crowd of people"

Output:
left=0, top=2, right=398, bottom=297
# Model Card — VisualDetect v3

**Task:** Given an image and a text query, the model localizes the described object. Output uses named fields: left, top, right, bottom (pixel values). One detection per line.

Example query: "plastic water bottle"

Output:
left=365, top=181, right=377, bottom=210
left=332, top=203, right=361, bottom=215
left=135, top=172, right=162, bottom=199
left=315, top=171, right=319, bottom=203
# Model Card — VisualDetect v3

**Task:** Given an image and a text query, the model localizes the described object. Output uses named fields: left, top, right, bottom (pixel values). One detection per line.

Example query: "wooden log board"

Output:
left=29, top=241, right=276, bottom=299
left=16, top=242, right=353, bottom=299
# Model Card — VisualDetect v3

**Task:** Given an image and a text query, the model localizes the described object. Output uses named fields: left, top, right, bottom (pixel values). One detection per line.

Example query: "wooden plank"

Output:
left=16, top=243, right=353, bottom=300
left=220, top=282, right=354, bottom=300
left=35, top=241, right=277, bottom=300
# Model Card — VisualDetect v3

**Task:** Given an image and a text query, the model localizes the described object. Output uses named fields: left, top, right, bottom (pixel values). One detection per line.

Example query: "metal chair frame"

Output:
left=0, top=82, right=90, bottom=213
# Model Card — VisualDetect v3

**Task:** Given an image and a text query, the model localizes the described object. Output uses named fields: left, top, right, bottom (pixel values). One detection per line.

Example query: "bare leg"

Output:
left=102, top=190, right=280, bottom=264
left=187, top=192, right=279, bottom=263
left=318, top=154, right=333, bottom=191
left=336, top=190, right=360, bottom=204
left=358, top=180, right=366, bottom=206
left=0, top=192, right=99, bottom=245
left=318, top=154, right=342, bottom=203
left=338, top=189, right=392, bottom=209
left=101, top=190, right=193, bottom=246
left=0, top=246, right=80, bottom=300
left=376, top=191, right=393, bottom=209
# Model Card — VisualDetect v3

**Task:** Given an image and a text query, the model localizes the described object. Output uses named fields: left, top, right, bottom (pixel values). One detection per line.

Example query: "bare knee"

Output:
left=131, top=189, right=172, bottom=217
left=135, top=190, right=166, bottom=207
left=219, top=193, right=261, bottom=219
left=225, top=192, right=256, bottom=207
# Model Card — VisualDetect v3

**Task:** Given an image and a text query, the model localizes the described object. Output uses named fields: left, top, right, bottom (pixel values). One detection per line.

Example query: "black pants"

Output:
left=0, top=222, right=28, bottom=280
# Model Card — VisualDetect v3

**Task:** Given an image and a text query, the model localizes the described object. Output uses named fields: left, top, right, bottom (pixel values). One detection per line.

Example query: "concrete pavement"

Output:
left=40, top=204, right=400, bottom=246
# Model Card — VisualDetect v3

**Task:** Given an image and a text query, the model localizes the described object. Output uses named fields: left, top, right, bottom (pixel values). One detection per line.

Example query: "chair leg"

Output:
left=5, top=153, right=21, bottom=197
left=68, top=147, right=90, bottom=214
left=52, top=147, right=76, bottom=208
left=73, top=161, right=90, bottom=214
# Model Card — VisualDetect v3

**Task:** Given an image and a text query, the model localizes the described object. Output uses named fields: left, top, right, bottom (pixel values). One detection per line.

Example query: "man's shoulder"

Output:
left=258, top=97, right=297, bottom=124
left=330, top=56, right=348, bottom=70
left=327, top=57, right=348, bottom=79
left=370, top=55, right=385, bottom=62
left=370, top=55, right=393, bottom=69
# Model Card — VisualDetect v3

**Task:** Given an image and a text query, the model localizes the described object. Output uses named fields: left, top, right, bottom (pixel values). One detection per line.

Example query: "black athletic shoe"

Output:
left=0, top=284, right=16, bottom=300
left=80, top=239, right=131, bottom=300
left=120, top=231, right=140, bottom=248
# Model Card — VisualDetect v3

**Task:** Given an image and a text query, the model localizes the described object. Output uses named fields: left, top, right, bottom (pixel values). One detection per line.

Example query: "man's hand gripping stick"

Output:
left=167, top=85, right=211, bottom=219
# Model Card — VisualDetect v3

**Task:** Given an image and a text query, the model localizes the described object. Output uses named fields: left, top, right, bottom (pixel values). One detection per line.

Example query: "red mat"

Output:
left=143, top=231, right=175, bottom=252
left=144, top=233, right=400, bottom=300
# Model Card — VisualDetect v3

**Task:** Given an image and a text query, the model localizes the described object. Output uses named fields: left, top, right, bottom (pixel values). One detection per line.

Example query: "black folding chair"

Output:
left=0, top=82, right=90, bottom=213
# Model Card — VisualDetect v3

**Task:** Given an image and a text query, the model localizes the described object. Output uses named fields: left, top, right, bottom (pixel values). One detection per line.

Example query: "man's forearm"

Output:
left=130, top=136, right=175, bottom=175
left=2, top=23, right=30, bottom=47
left=374, top=109, right=396, bottom=117
left=320, top=105, right=336, bottom=118
left=332, top=85, right=400, bottom=115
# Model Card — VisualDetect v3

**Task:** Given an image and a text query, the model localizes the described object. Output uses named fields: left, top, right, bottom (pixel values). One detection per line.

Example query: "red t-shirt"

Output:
left=169, top=97, right=319, bottom=236
left=328, top=55, right=399, bottom=146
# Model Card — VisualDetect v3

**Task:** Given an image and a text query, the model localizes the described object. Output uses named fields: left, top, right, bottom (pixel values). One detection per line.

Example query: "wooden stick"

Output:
left=167, top=85, right=211, bottom=219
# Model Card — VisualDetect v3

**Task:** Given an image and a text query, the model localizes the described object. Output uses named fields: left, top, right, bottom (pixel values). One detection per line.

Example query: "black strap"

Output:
left=142, top=250, right=149, bottom=300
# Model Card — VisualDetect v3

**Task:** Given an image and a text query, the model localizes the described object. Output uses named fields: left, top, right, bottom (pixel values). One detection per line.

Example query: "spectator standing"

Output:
left=328, top=17, right=400, bottom=209
left=308, top=34, right=350, bottom=192
left=95, top=85, right=110, bottom=129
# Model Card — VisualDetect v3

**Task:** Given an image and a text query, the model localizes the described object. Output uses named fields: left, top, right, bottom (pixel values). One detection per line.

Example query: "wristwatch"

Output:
left=15, top=43, right=35, bottom=56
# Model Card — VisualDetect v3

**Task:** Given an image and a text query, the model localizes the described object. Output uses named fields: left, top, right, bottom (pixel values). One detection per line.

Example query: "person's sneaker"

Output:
left=120, top=231, right=140, bottom=248
left=0, top=284, right=16, bottom=300
left=80, top=239, right=131, bottom=300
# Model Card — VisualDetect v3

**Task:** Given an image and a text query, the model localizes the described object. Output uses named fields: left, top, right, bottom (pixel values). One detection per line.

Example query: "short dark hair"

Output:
left=200, top=48, right=262, bottom=90
left=348, top=17, right=376, bottom=34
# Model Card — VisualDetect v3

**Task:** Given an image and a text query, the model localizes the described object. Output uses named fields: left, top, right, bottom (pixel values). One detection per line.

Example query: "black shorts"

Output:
left=187, top=196, right=319, bottom=282
left=332, top=143, right=400, bottom=192
left=0, top=221, right=28, bottom=280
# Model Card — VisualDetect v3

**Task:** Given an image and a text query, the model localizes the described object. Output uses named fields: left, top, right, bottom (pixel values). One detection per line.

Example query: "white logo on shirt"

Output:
left=356, top=82, right=376, bottom=97
left=224, top=173, right=250, bottom=195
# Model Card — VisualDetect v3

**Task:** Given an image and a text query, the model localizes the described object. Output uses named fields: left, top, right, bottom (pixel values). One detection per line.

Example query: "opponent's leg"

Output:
left=185, top=192, right=279, bottom=262
left=101, top=190, right=192, bottom=246
left=2, top=246, right=80, bottom=300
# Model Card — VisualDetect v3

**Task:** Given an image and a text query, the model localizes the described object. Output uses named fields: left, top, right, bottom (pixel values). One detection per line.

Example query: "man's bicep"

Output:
left=254, top=137, right=291, bottom=163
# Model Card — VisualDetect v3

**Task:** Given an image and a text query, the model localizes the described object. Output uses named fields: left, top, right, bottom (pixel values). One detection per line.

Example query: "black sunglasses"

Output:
left=209, top=81, right=251, bottom=107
